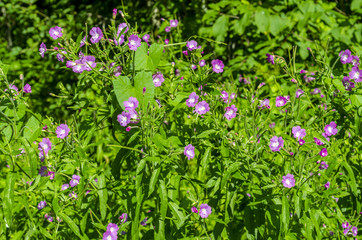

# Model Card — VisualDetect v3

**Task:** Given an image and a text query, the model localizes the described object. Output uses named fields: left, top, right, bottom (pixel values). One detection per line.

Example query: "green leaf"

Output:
left=113, top=76, right=137, bottom=111
left=135, top=43, right=164, bottom=71
left=80, top=211, right=89, bottom=235
left=39, top=227, right=52, bottom=239
left=341, top=161, right=357, bottom=195
left=98, top=173, right=108, bottom=220
left=157, top=180, right=168, bottom=239
left=52, top=195, right=60, bottom=215
left=3, top=172, right=15, bottom=228
left=197, top=130, right=216, bottom=138
left=58, top=212, right=84, bottom=239
left=351, top=94, right=362, bottom=108
left=134, top=71, right=155, bottom=110
left=281, top=195, right=289, bottom=233
left=212, top=15, right=229, bottom=39
left=148, top=166, right=161, bottom=197
left=255, top=9, right=270, bottom=33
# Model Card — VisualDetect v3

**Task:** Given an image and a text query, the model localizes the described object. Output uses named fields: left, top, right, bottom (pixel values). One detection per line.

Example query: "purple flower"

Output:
left=351, top=56, right=360, bottom=67
left=319, top=161, right=328, bottom=170
left=186, top=92, right=199, bottom=107
left=322, top=132, right=330, bottom=142
left=164, top=39, right=169, bottom=45
left=38, top=138, right=52, bottom=156
left=296, top=89, right=304, bottom=98
left=69, top=175, right=80, bottom=187
left=282, top=174, right=295, bottom=188
left=170, top=19, right=179, bottom=28
left=191, top=206, right=198, bottom=213
left=69, top=191, right=78, bottom=199
left=117, top=111, right=131, bottom=127
left=128, top=110, right=139, bottom=121
left=123, top=97, right=139, bottom=111
left=349, top=66, right=362, bottom=83
left=23, top=83, right=31, bottom=93
left=56, top=124, right=70, bottom=139
left=324, top=181, right=330, bottom=189
left=128, top=34, right=141, bottom=51
left=39, top=42, right=47, bottom=58
left=56, top=52, right=65, bottom=62
left=230, top=93, right=236, bottom=101
left=269, top=136, right=284, bottom=152
left=102, top=231, right=116, bottom=240
left=298, top=139, right=305, bottom=145
left=186, top=40, right=198, bottom=51
left=211, top=59, right=224, bottom=73
left=184, top=144, right=195, bottom=160
left=311, top=88, right=320, bottom=95
left=220, top=91, right=228, bottom=103
left=224, top=105, right=237, bottom=120
left=269, top=122, right=275, bottom=129
left=182, top=50, right=188, bottom=56
left=292, top=126, right=306, bottom=140
left=342, top=221, right=350, bottom=229
left=300, top=70, right=306, bottom=74
left=119, top=213, right=128, bottom=223
left=165, top=26, right=171, bottom=32
left=314, top=138, right=324, bottom=146
left=195, top=101, right=210, bottom=115
left=114, top=34, right=125, bottom=46
left=117, top=23, right=129, bottom=35
left=266, top=54, right=275, bottom=64
left=82, top=55, right=97, bottom=71
left=324, top=121, right=338, bottom=136
left=66, top=60, right=76, bottom=68
left=80, top=36, right=87, bottom=47
left=199, top=203, right=212, bottom=218
left=113, top=8, right=117, bottom=18
left=319, top=148, right=328, bottom=157
left=107, top=223, right=119, bottom=237
left=152, top=72, right=165, bottom=87
left=352, top=226, right=358, bottom=237
left=142, top=34, right=150, bottom=42
left=49, top=26, right=63, bottom=40
left=89, top=27, right=103, bottom=44
left=38, top=201, right=46, bottom=210
left=191, top=64, right=197, bottom=70
left=342, top=76, right=355, bottom=91
left=39, top=166, right=48, bottom=176
left=275, top=96, right=287, bottom=107
left=48, top=171, right=55, bottom=180
left=339, top=49, right=352, bottom=64
left=72, top=60, right=85, bottom=73
left=5, top=84, right=18, bottom=95
left=140, top=217, right=148, bottom=226
left=259, top=99, right=270, bottom=109
left=61, top=183, right=70, bottom=191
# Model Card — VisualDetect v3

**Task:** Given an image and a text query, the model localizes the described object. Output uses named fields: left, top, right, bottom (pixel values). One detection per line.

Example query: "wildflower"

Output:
left=220, top=91, right=228, bottom=103
left=102, top=231, right=115, bottom=240
left=56, top=52, right=65, bottom=62
left=349, top=66, right=362, bottom=83
left=38, top=201, right=47, bottom=210
left=199, top=204, right=212, bottom=218
left=69, top=175, right=80, bottom=187
left=191, top=206, right=198, bottom=213
left=339, top=49, right=352, bottom=64
left=48, top=171, right=55, bottom=180
left=291, top=78, right=297, bottom=83
left=56, top=124, right=70, bottom=139
left=298, top=139, right=305, bottom=145
left=311, top=88, right=320, bottom=95
left=224, top=105, right=237, bottom=120
left=322, top=132, right=330, bottom=142
left=191, top=64, right=197, bottom=70
left=112, top=8, right=117, bottom=18
left=211, top=59, right=224, bottom=73
left=128, top=34, right=141, bottom=51
left=259, top=99, right=270, bottom=109
left=319, top=161, right=328, bottom=170
left=107, top=223, right=119, bottom=237
left=170, top=19, right=178, bottom=28
left=89, top=27, right=103, bottom=43
left=182, top=50, right=188, bottom=56
left=66, top=60, right=76, bottom=69
left=165, top=26, right=171, bottom=32
left=342, top=76, right=355, bottom=91
left=80, top=36, right=87, bottom=47
left=142, top=34, right=150, bottom=43
left=230, top=93, right=236, bottom=100
left=350, top=56, right=360, bottom=67
left=123, top=97, right=139, bottom=111
left=269, top=136, right=284, bottom=152
left=299, top=70, right=306, bottom=74
left=266, top=54, right=275, bottom=64
left=198, top=59, right=205, bottom=67
left=39, top=166, right=48, bottom=176
left=69, top=191, right=77, bottom=199
left=282, top=174, right=295, bottom=188
left=195, top=101, right=210, bottom=115
left=352, top=226, right=358, bottom=237
left=320, top=148, right=328, bottom=157
left=184, top=144, right=195, bottom=160
left=269, top=122, right=275, bottom=129
left=152, top=72, right=165, bottom=87
left=275, top=96, right=287, bottom=107
left=61, top=183, right=70, bottom=191
left=296, top=89, right=304, bottom=98
left=117, top=23, right=129, bottom=35
left=324, top=121, right=338, bottom=136
left=186, top=40, right=198, bottom=51
left=72, top=60, right=85, bottom=73
left=186, top=92, right=199, bottom=107
left=164, top=39, right=169, bottom=44
left=342, top=222, right=350, bottom=229
left=82, top=55, right=97, bottom=71
left=292, top=126, right=306, bottom=140
left=39, top=42, right=47, bottom=58
left=324, top=181, right=330, bottom=189
left=23, top=83, right=31, bottom=93
left=49, top=26, right=63, bottom=40
left=119, top=213, right=128, bottom=223
left=38, top=138, right=52, bottom=156
left=117, top=112, right=131, bottom=127
left=114, top=33, right=125, bottom=46
left=140, top=217, right=148, bottom=226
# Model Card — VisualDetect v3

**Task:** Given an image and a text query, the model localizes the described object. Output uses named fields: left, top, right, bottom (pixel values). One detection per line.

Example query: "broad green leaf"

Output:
left=157, top=179, right=168, bottom=240
left=112, top=76, right=137, bottom=111
left=135, top=43, right=164, bottom=71
left=281, top=195, right=289, bottom=233
left=3, top=172, right=15, bottom=228
left=134, top=71, right=155, bottom=110
left=341, top=161, right=357, bottom=195
left=80, top=211, right=89, bottom=234
left=58, top=212, right=84, bottom=239
left=39, top=227, right=52, bottom=239
left=148, top=166, right=161, bottom=197
left=98, top=173, right=108, bottom=220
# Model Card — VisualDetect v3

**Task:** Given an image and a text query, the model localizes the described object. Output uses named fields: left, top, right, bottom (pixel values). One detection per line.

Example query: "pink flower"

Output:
left=39, top=42, right=47, bottom=58
left=56, top=124, right=70, bottom=139
left=49, top=26, right=63, bottom=40
left=282, top=174, right=295, bottom=188
left=259, top=99, right=270, bottom=109
left=184, top=144, right=195, bottom=160
left=292, top=126, right=306, bottom=140
left=324, top=121, right=338, bottom=136
left=23, top=83, right=32, bottom=93
left=195, top=101, right=210, bottom=115
left=186, top=40, right=198, bottom=51
left=123, top=97, right=139, bottom=111
left=89, top=27, right=103, bottom=44
left=152, top=72, right=164, bottom=87
left=224, top=105, right=237, bottom=120
left=69, top=175, right=80, bottom=187
left=186, top=92, right=199, bottom=107
left=165, top=26, right=171, bottom=32
left=220, top=91, right=228, bottom=103
left=117, top=111, right=131, bottom=127
left=211, top=59, right=224, bottom=73
left=199, top=204, right=212, bottom=218
left=142, top=34, right=150, bottom=42
left=319, top=148, right=328, bottom=157
left=324, top=181, right=330, bottom=189
left=296, top=89, right=304, bottom=98
left=191, top=206, right=198, bottom=213
left=38, top=138, right=52, bottom=156
left=128, top=34, right=141, bottom=51
left=275, top=96, right=287, bottom=107
left=170, top=19, right=179, bottom=28
left=269, top=136, right=283, bottom=152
